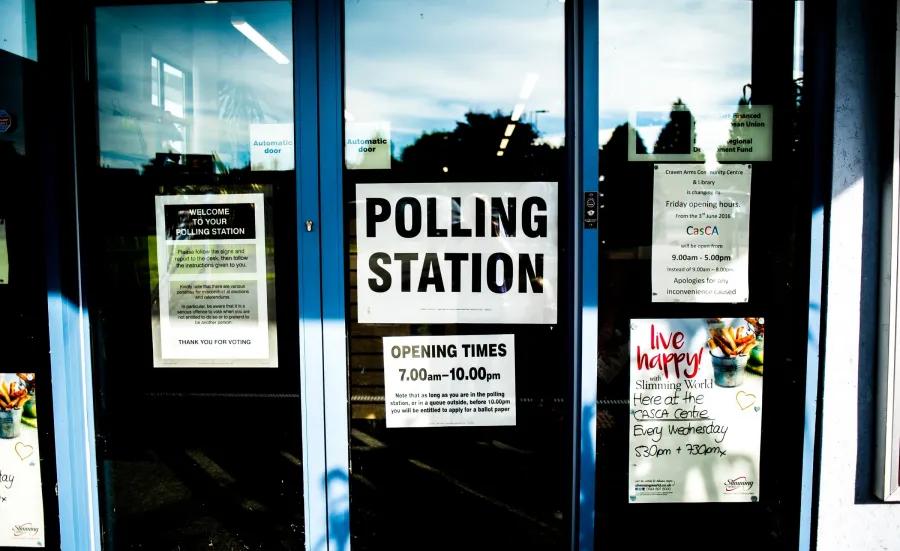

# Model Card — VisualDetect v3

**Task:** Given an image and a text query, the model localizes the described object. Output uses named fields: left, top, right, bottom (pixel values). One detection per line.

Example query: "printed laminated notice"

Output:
left=629, top=318, right=764, bottom=503
left=356, top=182, right=558, bottom=324
left=382, top=335, right=516, bottom=428
left=0, top=373, right=44, bottom=547
left=628, top=104, right=773, bottom=163
left=346, top=121, right=392, bottom=170
left=249, top=123, right=295, bottom=171
left=0, top=219, right=7, bottom=284
left=152, top=194, right=278, bottom=367
left=652, top=164, right=751, bottom=303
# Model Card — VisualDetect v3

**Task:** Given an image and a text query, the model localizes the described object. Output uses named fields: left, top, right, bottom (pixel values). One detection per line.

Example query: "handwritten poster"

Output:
left=0, top=373, right=44, bottom=547
left=629, top=318, right=764, bottom=503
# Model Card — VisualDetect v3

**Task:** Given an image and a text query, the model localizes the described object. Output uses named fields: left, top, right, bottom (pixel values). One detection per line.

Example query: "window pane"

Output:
left=91, top=3, right=304, bottom=549
left=595, top=0, right=809, bottom=546
left=343, top=0, right=569, bottom=549
left=0, top=0, right=37, bottom=60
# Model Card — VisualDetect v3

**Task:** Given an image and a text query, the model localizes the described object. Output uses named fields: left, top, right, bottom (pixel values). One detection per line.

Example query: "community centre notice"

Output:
left=356, top=182, right=558, bottom=324
left=629, top=318, right=764, bottom=503
left=382, top=335, right=516, bottom=428
left=153, top=194, right=277, bottom=367
left=651, top=164, right=751, bottom=303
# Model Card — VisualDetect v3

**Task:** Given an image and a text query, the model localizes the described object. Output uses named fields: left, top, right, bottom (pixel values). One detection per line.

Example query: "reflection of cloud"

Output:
left=344, top=0, right=751, bottom=153
left=345, top=0, right=565, bottom=151
left=599, top=0, right=751, bottom=139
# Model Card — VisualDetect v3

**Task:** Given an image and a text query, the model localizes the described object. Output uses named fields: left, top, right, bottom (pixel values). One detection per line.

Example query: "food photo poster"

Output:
left=629, top=318, right=764, bottom=503
left=0, top=372, right=44, bottom=547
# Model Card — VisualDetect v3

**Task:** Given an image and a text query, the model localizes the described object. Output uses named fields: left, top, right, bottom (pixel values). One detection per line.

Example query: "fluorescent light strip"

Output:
left=519, top=73, right=539, bottom=99
left=232, top=21, right=290, bottom=65
left=497, top=151, right=504, bottom=157
left=499, top=138, right=509, bottom=149
left=504, top=124, right=516, bottom=137
left=511, top=103, right=525, bottom=122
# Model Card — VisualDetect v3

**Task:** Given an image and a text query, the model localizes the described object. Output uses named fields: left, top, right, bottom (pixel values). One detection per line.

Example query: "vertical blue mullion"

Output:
left=317, top=0, right=352, bottom=549
left=294, top=3, right=329, bottom=551
left=577, top=0, right=600, bottom=550
left=45, top=114, right=102, bottom=551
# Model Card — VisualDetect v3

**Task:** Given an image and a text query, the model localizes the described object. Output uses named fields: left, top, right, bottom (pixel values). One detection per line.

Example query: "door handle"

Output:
left=306, top=220, right=314, bottom=232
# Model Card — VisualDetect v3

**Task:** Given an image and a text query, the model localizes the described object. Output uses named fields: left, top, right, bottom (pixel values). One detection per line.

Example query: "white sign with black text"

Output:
left=652, top=164, right=751, bottom=303
left=356, top=182, right=558, bottom=324
left=383, top=334, right=516, bottom=428
left=153, top=194, right=276, bottom=367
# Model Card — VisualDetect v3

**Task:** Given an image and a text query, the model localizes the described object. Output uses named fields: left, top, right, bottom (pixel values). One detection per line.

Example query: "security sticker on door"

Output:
left=383, top=334, right=516, bottom=428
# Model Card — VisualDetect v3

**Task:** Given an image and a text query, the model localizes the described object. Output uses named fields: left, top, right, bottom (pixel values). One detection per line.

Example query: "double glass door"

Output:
left=82, top=1, right=575, bottom=550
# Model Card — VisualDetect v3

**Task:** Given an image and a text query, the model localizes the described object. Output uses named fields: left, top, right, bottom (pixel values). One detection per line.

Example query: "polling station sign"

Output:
left=356, top=182, right=558, bottom=324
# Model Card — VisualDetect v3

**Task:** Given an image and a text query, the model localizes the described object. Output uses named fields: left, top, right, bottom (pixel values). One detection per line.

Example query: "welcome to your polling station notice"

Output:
left=152, top=194, right=278, bottom=368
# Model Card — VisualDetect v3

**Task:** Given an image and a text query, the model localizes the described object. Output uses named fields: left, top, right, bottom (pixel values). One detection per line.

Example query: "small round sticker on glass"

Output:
left=0, top=110, right=11, bottom=133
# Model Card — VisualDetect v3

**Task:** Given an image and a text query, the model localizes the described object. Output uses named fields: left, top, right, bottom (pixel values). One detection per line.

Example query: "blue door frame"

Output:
left=39, top=0, right=823, bottom=550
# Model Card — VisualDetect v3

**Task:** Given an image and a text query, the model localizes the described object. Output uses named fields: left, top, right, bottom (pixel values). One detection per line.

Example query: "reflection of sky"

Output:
left=0, top=0, right=37, bottom=61
left=345, top=0, right=566, bottom=155
left=95, top=2, right=293, bottom=170
left=600, top=0, right=752, bottom=148
left=92, top=0, right=757, bottom=167
left=345, top=0, right=752, bottom=155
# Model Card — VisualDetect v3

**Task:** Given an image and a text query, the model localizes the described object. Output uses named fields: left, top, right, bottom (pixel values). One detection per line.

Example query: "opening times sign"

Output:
left=356, top=182, right=558, bottom=324
left=382, top=335, right=516, bottom=428
left=153, top=194, right=276, bottom=367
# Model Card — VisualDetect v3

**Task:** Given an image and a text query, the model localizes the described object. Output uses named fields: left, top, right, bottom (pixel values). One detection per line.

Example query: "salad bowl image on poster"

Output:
left=628, top=318, right=764, bottom=503
left=0, top=373, right=44, bottom=547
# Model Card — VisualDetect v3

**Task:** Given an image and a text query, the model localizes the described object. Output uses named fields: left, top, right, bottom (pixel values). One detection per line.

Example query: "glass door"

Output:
left=81, top=2, right=313, bottom=548
left=340, top=1, right=574, bottom=549
left=592, top=1, right=813, bottom=548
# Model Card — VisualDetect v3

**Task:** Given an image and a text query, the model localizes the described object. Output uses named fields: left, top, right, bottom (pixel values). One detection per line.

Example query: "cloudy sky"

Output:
left=91, top=0, right=765, bottom=167
left=345, top=0, right=754, bottom=153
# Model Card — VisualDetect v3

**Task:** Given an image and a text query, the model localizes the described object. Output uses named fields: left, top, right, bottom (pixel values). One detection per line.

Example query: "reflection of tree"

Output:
left=396, top=111, right=563, bottom=181
left=653, top=99, right=699, bottom=158
left=219, top=79, right=264, bottom=169
left=598, top=123, right=652, bottom=250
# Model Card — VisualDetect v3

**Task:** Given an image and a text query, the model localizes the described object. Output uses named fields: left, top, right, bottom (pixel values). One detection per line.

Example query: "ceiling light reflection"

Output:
left=232, top=20, right=290, bottom=64
left=511, top=103, right=525, bottom=122
left=519, top=73, right=539, bottom=100
left=504, top=124, right=515, bottom=137
left=497, top=151, right=504, bottom=157
left=499, top=138, right=509, bottom=149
